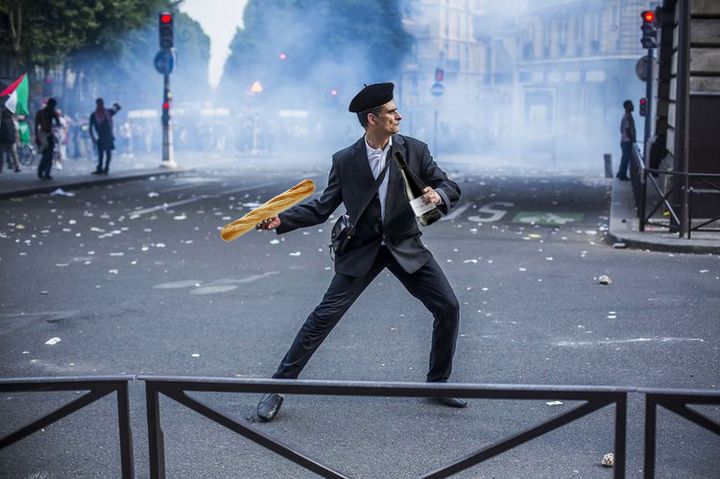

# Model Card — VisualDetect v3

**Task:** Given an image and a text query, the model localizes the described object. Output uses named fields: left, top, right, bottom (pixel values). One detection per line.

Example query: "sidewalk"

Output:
left=608, top=176, right=720, bottom=254
left=0, top=152, right=195, bottom=200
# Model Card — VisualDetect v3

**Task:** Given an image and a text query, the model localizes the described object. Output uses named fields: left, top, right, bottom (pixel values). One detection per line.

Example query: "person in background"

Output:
left=34, top=97, right=60, bottom=180
left=0, top=108, right=21, bottom=173
left=89, top=98, right=121, bottom=174
left=617, top=100, right=636, bottom=181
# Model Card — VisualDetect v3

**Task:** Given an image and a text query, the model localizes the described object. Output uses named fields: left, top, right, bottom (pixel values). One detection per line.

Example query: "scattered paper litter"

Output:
left=463, top=259, right=478, bottom=264
left=269, top=239, right=280, bottom=245
left=612, top=242, right=627, bottom=249
left=598, top=274, right=612, bottom=285
left=545, top=401, right=563, bottom=406
left=45, top=337, right=62, bottom=346
left=601, top=453, right=614, bottom=467
left=289, top=251, right=302, bottom=256
left=148, top=192, right=159, bottom=198
left=191, top=353, right=200, bottom=358
left=50, top=188, right=75, bottom=197
left=174, top=215, right=187, bottom=221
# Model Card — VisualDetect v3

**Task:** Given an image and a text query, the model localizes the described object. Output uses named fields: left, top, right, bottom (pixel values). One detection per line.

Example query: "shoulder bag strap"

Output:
left=350, top=159, right=391, bottom=229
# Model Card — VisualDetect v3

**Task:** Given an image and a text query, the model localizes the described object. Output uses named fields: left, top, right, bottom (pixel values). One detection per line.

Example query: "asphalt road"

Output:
left=1, top=156, right=718, bottom=478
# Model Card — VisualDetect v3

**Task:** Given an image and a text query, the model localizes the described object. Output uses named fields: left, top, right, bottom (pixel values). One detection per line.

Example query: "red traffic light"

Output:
left=435, top=68, right=444, bottom=82
left=279, top=52, right=287, bottom=60
left=330, top=89, right=338, bottom=96
left=162, top=101, right=170, bottom=110
left=641, top=10, right=655, bottom=23
left=639, top=98, right=647, bottom=106
left=160, top=12, right=172, bottom=24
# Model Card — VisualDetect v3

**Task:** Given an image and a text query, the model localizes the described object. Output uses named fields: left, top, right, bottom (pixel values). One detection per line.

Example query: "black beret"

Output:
left=348, top=82, right=394, bottom=113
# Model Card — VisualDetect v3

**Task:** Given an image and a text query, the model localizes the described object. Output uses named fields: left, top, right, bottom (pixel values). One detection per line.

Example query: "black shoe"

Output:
left=102, top=169, right=109, bottom=174
left=92, top=169, right=102, bottom=174
left=257, top=393, right=284, bottom=422
left=618, top=176, right=630, bottom=181
left=44, top=175, right=53, bottom=180
left=430, top=397, right=468, bottom=408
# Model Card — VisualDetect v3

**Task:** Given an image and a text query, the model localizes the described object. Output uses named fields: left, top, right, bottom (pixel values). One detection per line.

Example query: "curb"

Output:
left=0, top=168, right=191, bottom=201
left=608, top=178, right=720, bottom=255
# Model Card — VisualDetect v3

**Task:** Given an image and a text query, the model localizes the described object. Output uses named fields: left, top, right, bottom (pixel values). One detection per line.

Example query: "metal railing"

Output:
left=642, top=388, right=720, bottom=479
left=630, top=145, right=720, bottom=238
left=140, top=376, right=629, bottom=479
left=3, top=375, right=719, bottom=477
left=0, top=375, right=134, bottom=479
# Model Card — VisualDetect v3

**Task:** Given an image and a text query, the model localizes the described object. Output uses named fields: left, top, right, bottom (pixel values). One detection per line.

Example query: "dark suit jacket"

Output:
left=277, top=134, right=461, bottom=277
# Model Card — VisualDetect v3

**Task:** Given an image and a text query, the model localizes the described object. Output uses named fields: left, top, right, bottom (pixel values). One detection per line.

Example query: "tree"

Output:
left=220, top=0, right=412, bottom=108
left=69, top=10, right=210, bottom=111
left=0, top=1, right=210, bottom=114
left=1, top=0, right=169, bottom=70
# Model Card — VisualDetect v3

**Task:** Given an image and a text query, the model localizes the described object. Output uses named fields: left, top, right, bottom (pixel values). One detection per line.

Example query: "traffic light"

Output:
left=641, top=10, right=657, bottom=49
left=639, top=97, right=647, bottom=116
left=159, top=11, right=174, bottom=50
left=435, top=68, right=444, bottom=82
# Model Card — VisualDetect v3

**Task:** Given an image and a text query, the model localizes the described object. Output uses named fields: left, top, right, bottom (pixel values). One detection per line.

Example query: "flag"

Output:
left=0, top=73, right=29, bottom=116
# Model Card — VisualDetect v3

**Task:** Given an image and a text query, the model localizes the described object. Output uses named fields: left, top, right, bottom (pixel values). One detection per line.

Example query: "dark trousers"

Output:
left=37, top=140, right=54, bottom=178
left=273, top=246, right=460, bottom=382
left=97, top=148, right=112, bottom=172
left=617, top=142, right=633, bottom=178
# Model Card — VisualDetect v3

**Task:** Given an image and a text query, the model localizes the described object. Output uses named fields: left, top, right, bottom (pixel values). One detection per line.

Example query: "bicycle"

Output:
left=17, top=142, right=37, bottom=166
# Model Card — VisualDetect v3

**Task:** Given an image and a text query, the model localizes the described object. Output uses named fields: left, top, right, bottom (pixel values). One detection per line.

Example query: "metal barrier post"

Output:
left=687, top=186, right=693, bottom=239
left=146, top=382, right=166, bottom=479
left=640, top=169, right=648, bottom=231
left=614, top=395, right=627, bottom=479
left=643, top=395, right=657, bottom=479
left=116, top=381, right=135, bottom=479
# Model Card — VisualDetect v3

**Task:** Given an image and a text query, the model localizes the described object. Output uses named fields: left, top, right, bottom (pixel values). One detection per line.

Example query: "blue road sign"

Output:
left=154, top=49, right=175, bottom=75
left=431, top=82, right=444, bottom=97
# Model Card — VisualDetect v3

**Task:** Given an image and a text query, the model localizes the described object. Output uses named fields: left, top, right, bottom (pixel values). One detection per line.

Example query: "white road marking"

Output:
left=441, top=203, right=472, bottom=221
left=554, top=337, right=705, bottom=347
left=128, top=178, right=314, bottom=218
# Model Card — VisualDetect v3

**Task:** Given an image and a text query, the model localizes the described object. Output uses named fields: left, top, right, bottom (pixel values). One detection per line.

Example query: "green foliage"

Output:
left=221, top=0, right=412, bottom=104
left=4, top=0, right=169, bottom=68
left=69, top=9, right=210, bottom=110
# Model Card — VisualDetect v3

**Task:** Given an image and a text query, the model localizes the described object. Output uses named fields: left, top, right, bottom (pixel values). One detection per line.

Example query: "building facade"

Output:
left=400, top=0, right=659, bottom=161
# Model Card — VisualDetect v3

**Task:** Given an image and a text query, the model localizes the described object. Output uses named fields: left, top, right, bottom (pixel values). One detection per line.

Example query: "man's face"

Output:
left=369, top=100, right=401, bottom=135
left=626, top=103, right=634, bottom=112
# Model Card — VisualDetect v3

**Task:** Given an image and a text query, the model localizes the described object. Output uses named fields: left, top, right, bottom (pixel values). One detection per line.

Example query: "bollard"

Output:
left=603, top=154, right=613, bottom=179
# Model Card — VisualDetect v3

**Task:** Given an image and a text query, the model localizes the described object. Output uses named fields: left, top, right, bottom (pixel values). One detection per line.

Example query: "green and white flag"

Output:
left=1, top=73, right=29, bottom=116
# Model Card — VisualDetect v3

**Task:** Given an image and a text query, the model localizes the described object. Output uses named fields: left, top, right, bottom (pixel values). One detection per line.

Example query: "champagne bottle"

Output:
left=393, top=151, right=441, bottom=226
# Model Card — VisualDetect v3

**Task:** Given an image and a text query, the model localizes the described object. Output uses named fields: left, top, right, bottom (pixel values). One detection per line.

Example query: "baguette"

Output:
left=220, top=179, right=316, bottom=242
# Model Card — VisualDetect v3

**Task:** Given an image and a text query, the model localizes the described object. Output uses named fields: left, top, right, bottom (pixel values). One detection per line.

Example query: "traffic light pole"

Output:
left=643, top=47, right=654, bottom=157
left=161, top=73, right=176, bottom=168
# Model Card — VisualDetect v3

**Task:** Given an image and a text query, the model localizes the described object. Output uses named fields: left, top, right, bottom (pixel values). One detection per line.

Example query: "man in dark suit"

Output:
left=255, top=83, right=463, bottom=422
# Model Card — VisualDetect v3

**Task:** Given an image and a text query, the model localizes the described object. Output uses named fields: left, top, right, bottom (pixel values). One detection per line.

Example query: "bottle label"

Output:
left=409, top=196, right=436, bottom=217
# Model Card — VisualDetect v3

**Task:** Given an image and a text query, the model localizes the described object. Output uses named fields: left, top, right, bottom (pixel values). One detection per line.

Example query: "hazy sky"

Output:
left=179, top=0, right=249, bottom=88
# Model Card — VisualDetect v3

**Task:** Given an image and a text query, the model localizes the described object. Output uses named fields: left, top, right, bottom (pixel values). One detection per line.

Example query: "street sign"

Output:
left=635, top=55, right=650, bottom=82
left=431, top=82, right=444, bottom=97
left=154, top=49, right=176, bottom=75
